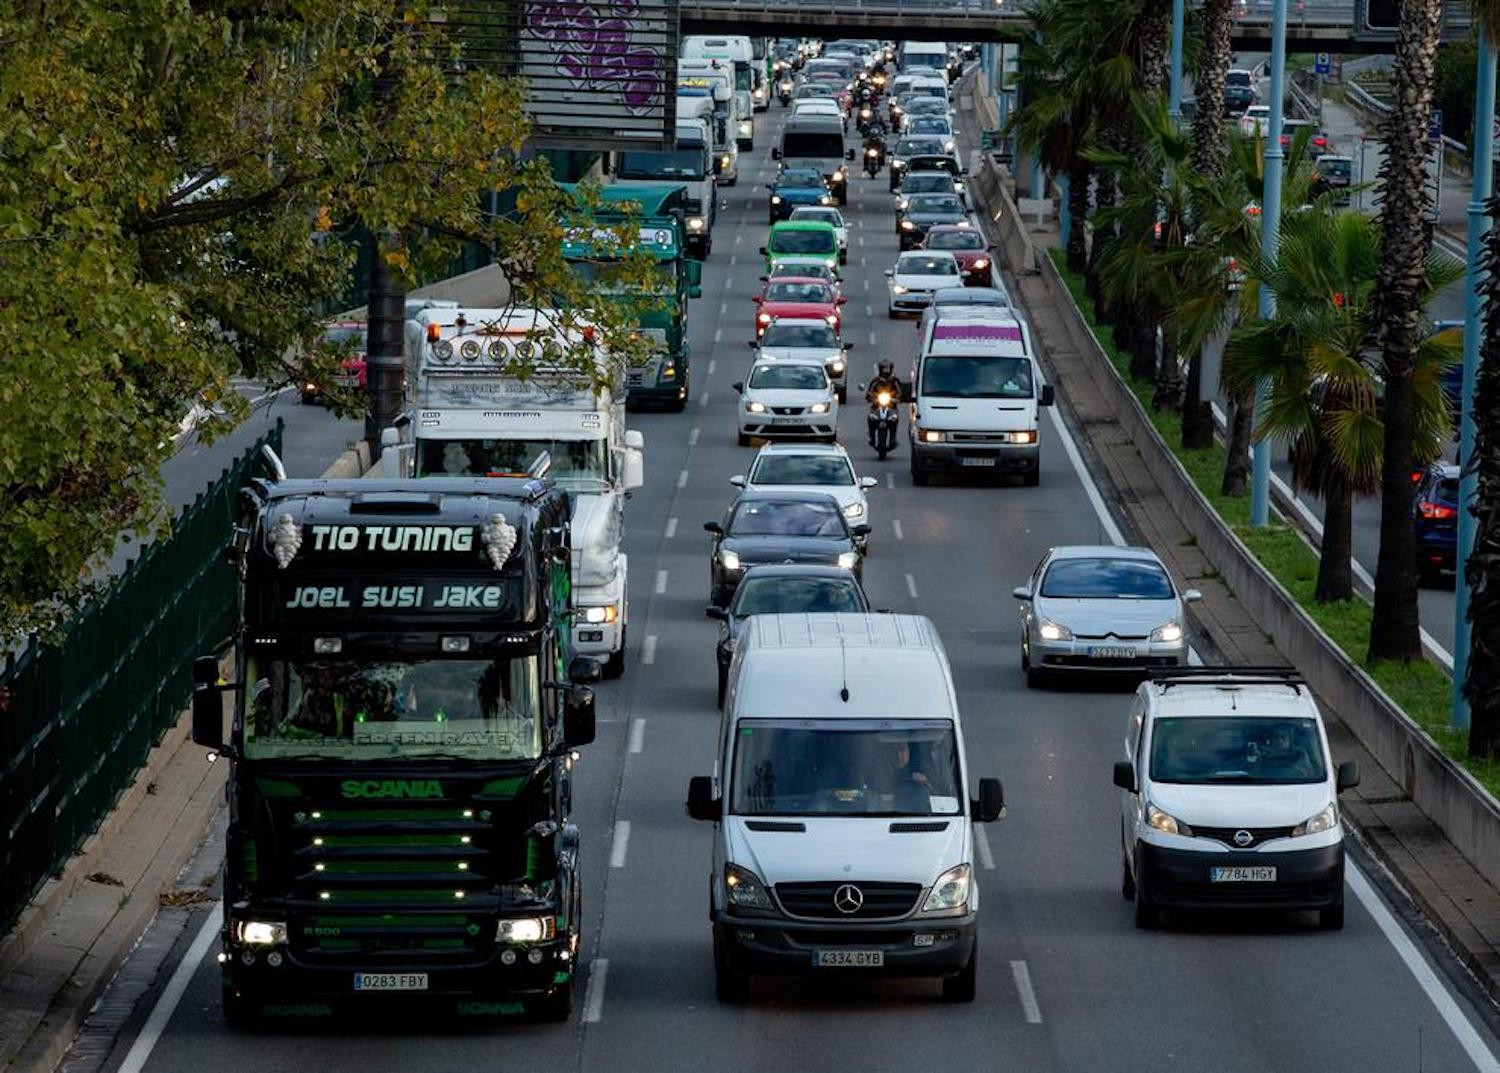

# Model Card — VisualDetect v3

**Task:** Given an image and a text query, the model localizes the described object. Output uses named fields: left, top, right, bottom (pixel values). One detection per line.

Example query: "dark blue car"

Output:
left=1432, top=320, right=1464, bottom=420
left=1413, top=462, right=1460, bottom=585
left=767, top=167, right=832, bottom=223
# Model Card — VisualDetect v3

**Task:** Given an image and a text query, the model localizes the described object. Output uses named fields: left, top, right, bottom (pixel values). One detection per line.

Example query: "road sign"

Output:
left=1429, top=108, right=1444, bottom=144
left=1313, top=53, right=1331, bottom=75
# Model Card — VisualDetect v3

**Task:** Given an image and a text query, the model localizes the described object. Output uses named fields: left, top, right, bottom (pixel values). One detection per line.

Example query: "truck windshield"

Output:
left=782, top=131, right=845, bottom=159
left=568, top=258, right=678, bottom=295
left=921, top=355, right=1033, bottom=399
left=417, top=437, right=608, bottom=490
left=1149, top=717, right=1327, bottom=785
left=243, top=656, right=542, bottom=761
left=730, top=719, right=963, bottom=816
left=616, top=149, right=706, bottom=180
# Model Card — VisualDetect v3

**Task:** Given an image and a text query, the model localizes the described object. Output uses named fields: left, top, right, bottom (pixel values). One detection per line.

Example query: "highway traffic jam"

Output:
left=100, top=31, right=1500, bottom=1073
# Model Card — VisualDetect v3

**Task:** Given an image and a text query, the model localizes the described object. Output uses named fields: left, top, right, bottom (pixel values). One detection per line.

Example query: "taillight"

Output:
left=1419, top=501, right=1456, bottom=520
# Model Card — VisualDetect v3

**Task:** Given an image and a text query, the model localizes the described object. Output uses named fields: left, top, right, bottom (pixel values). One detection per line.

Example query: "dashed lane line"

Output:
left=689, top=427, right=701, bottom=446
left=665, top=517, right=678, bottom=539
left=1010, top=960, right=1043, bottom=1024
left=892, top=518, right=904, bottom=541
left=583, top=958, right=610, bottom=1023
left=905, top=573, right=918, bottom=600
left=708, top=359, right=717, bottom=375
left=655, top=569, right=668, bottom=594
left=628, top=717, right=646, bottom=754
left=642, top=635, right=658, bottom=665
left=677, top=469, right=690, bottom=489
left=609, top=821, right=631, bottom=868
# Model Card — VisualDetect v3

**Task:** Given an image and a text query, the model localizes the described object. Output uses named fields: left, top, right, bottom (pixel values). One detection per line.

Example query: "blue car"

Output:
left=767, top=167, right=833, bottom=223
left=1413, top=462, right=1460, bottom=585
left=1432, top=320, right=1463, bottom=420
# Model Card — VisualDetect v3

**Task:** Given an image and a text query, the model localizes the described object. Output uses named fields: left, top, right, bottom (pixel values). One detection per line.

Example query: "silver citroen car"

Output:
left=1013, top=546, right=1200, bottom=688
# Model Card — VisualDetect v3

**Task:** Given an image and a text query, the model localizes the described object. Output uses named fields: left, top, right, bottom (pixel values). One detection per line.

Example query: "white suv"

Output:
left=1113, top=668, right=1359, bottom=931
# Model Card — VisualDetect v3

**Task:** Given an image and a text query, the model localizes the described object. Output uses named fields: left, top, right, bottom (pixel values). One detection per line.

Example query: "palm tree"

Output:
left=1224, top=209, right=1460, bottom=602
left=1368, top=0, right=1448, bottom=663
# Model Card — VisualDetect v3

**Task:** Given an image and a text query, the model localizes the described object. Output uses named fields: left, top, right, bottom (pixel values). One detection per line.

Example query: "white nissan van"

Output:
left=686, top=613, right=1005, bottom=1003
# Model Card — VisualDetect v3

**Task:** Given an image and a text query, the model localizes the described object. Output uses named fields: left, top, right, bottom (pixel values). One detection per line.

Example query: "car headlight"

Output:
left=897, top=200, right=910, bottom=211
left=1038, top=620, right=1072, bottom=641
left=771, top=195, right=783, bottom=204
left=720, top=549, right=742, bottom=571
left=892, top=159, right=907, bottom=169
left=954, top=181, right=965, bottom=193
left=972, top=257, right=989, bottom=270
left=722, top=154, right=732, bottom=168
left=688, top=216, right=705, bottom=230
left=944, top=140, right=956, bottom=152
left=956, top=219, right=972, bottom=228
left=891, top=284, right=909, bottom=294
left=829, top=359, right=845, bottom=372
left=583, top=605, right=619, bottom=625
left=919, top=428, right=946, bottom=443
left=234, top=920, right=288, bottom=945
left=921, top=863, right=971, bottom=913
left=825, top=314, right=839, bottom=326
left=820, top=195, right=833, bottom=205
left=1292, top=803, right=1338, bottom=837
left=496, top=916, right=556, bottom=943
left=1146, top=803, right=1194, bottom=837
left=1150, top=622, right=1183, bottom=643
left=837, top=550, right=860, bottom=569
left=809, top=402, right=831, bottom=414
left=843, top=502, right=866, bottom=519
left=746, top=401, right=766, bottom=413
left=825, top=258, right=837, bottom=268
left=724, top=863, right=775, bottom=912
left=757, top=312, right=772, bottom=324
left=900, top=219, right=915, bottom=230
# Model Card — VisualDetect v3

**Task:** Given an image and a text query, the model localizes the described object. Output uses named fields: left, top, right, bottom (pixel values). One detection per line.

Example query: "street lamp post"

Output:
left=1168, top=0, right=1186, bottom=121
left=1249, top=0, right=1290, bottom=527
left=1453, top=32, right=1498, bottom=731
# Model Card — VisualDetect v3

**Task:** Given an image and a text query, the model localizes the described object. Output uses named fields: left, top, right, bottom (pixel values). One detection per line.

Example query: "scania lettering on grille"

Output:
left=340, top=779, right=445, bottom=800
left=311, top=525, right=475, bottom=553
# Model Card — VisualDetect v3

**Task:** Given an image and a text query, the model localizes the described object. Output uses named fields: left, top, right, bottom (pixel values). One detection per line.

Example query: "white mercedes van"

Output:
left=686, top=612, right=1005, bottom=1003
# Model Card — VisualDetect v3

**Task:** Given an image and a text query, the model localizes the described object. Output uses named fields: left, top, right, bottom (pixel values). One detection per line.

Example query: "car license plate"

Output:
left=334, top=374, right=359, bottom=388
left=959, top=457, right=997, bottom=467
left=770, top=417, right=806, bottom=425
left=1210, top=866, right=1276, bottom=883
left=353, top=972, right=429, bottom=991
left=1090, top=646, right=1137, bottom=659
left=813, top=949, right=884, bottom=967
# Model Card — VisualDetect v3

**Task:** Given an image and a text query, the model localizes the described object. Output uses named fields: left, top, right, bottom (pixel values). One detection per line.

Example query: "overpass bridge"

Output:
left=681, top=0, right=1472, bottom=52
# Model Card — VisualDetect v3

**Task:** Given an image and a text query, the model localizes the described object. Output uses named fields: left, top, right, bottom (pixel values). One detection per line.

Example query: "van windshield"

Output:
left=1150, top=717, right=1327, bottom=785
left=921, top=355, right=1033, bottom=399
left=730, top=719, right=963, bottom=816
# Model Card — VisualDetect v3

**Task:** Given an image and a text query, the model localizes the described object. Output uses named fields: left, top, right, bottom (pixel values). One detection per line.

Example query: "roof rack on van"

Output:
left=1148, top=666, right=1305, bottom=690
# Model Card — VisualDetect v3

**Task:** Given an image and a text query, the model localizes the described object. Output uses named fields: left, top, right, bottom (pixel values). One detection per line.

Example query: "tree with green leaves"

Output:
left=0, top=2, right=657, bottom=644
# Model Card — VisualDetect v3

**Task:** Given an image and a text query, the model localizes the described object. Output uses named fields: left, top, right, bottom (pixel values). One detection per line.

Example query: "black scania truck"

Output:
left=191, top=476, right=599, bottom=1022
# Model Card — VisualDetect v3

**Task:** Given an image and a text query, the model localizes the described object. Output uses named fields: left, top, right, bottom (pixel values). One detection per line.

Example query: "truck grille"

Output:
left=775, top=881, right=922, bottom=920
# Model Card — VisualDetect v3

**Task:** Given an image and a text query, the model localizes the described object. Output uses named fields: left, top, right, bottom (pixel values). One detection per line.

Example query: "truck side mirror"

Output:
left=563, top=685, right=597, bottom=748
left=190, top=655, right=225, bottom=750
left=687, top=259, right=703, bottom=298
left=1113, top=761, right=1137, bottom=793
left=568, top=655, right=603, bottom=685
left=686, top=775, right=722, bottom=821
left=972, top=777, right=1004, bottom=822
left=622, top=444, right=644, bottom=492
left=1039, top=384, right=1055, bottom=407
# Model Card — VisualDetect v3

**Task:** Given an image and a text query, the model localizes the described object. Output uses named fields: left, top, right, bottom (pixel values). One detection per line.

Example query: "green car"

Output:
left=760, top=221, right=841, bottom=279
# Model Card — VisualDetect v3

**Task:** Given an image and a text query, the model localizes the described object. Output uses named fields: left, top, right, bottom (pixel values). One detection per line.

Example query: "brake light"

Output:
left=1419, top=501, right=1456, bottom=520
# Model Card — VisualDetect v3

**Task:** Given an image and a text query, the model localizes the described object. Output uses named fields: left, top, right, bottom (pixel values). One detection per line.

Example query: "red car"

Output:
left=302, top=319, right=368, bottom=404
left=804, top=76, right=853, bottom=114
left=752, top=276, right=847, bottom=336
left=923, top=225, right=994, bottom=286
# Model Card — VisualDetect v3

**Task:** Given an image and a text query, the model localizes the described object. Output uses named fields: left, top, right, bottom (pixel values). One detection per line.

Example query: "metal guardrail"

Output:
left=1344, top=78, right=1473, bottom=178
left=0, top=422, right=283, bottom=932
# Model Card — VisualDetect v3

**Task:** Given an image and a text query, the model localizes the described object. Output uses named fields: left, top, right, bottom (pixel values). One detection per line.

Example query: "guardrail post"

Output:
left=1250, top=0, right=1289, bottom=528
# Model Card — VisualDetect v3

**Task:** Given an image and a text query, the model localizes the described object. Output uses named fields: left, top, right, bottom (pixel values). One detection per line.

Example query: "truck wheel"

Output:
left=222, top=987, right=261, bottom=1029
left=529, top=981, right=574, bottom=1023
left=941, top=942, right=977, bottom=1003
left=713, top=928, right=750, bottom=1004
left=603, top=627, right=626, bottom=680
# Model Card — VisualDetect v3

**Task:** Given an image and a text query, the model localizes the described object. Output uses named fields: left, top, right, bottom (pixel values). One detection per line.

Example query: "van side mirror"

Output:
left=190, top=655, right=225, bottom=750
left=563, top=685, right=597, bottom=748
left=1039, top=384, right=1055, bottom=407
left=972, top=777, right=1004, bottom=822
left=900, top=382, right=915, bottom=403
left=851, top=524, right=872, bottom=537
left=687, top=775, right=722, bottom=821
left=1182, top=588, right=1202, bottom=603
left=1336, top=761, right=1361, bottom=793
left=568, top=656, right=603, bottom=685
left=1113, top=761, right=1137, bottom=793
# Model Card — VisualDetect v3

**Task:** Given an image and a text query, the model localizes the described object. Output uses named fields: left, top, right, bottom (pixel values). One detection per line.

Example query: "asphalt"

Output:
left=55, top=93, right=1500, bottom=1073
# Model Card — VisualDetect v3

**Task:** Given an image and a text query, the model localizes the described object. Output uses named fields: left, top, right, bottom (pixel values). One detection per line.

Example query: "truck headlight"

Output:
left=843, top=502, right=865, bottom=519
left=688, top=216, right=705, bottom=231
left=1292, top=803, right=1338, bottom=837
left=583, top=605, right=619, bottom=625
left=1150, top=622, right=1183, bottom=643
left=1146, top=803, right=1194, bottom=837
left=724, top=863, right=774, bottom=912
left=497, top=916, right=557, bottom=943
left=234, top=921, right=288, bottom=945
left=921, top=864, right=971, bottom=913
left=720, top=549, right=742, bottom=571
left=837, top=551, right=860, bottom=569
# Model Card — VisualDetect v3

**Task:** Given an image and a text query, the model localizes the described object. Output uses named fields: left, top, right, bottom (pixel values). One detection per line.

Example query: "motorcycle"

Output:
left=777, top=78, right=794, bottom=106
left=863, top=143, right=883, bottom=178
left=864, top=385, right=900, bottom=459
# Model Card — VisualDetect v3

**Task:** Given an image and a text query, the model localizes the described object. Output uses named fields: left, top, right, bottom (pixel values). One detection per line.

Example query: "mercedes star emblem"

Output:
left=1232, top=829, right=1254, bottom=848
left=833, top=883, right=864, bottom=914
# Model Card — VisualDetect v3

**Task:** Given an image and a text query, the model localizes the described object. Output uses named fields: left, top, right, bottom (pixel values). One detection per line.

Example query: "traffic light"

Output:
left=1363, top=0, right=1400, bottom=32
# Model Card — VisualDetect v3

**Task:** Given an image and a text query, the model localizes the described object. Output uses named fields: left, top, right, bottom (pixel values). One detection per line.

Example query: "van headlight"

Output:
left=497, top=916, right=556, bottom=943
left=1150, top=622, right=1183, bottom=643
left=921, top=864, right=971, bottom=913
left=1292, top=804, right=1338, bottom=837
left=724, top=863, right=775, bottom=912
left=1146, top=803, right=1194, bottom=837
left=234, top=921, right=288, bottom=945
left=900, top=219, right=916, bottom=230
left=919, top=428, right=946, bottom=443
left=1037, top=620, right=1071, bottom=641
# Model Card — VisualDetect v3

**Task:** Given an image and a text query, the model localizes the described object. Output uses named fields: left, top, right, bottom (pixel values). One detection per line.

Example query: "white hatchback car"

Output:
left=788, top=206, right=849, bottom=264
left=731, top=443, right=878, bottom=550
left=754, top=316, right=852, bottom=401
left=1114, top=668, right=1359, bottom=931
left=886, top=250, right=964, bottom=316
left=733, top=357, right=838, bottom=446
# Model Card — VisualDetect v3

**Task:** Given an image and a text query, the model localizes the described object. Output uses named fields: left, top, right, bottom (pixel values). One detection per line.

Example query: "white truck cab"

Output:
left=687, top=612, right=1005, bottom=1003
left=678, top=60, right=740, bottom=186
left=908, top=308, right=1054, bottom=487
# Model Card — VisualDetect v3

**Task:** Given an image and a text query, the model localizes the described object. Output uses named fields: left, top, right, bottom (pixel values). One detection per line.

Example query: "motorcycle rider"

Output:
left=866, top=360, right=903, bottom=447
left=862, top=116, right=888, bottom=172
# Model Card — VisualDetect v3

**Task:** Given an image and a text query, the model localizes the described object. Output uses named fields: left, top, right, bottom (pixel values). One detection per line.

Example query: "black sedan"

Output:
left=897, top=193, right=968, bottom=250
left=705, top=564, right=870, bottom=706
left=704, top=491, right=870, bottom=608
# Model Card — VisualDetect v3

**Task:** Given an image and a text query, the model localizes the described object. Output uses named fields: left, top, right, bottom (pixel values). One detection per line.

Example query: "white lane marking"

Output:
left=714, top=328, right=723, bottom=344
left=886, top=473, right=895, bottom=490
left=665, top=517, right=678, bottom=539
left=859, top=234, right=867, bottom=247
left=699, top=391, right=711, bottom=408
left=1347, top=862, right=1500, bottom=1072
left=905, top=573, right=918, bottom=599
left=655, top=569, right=669, bottom=594
left=118, top=903, right=223, bottom=1073
left=893, top=518, right=905, bottom=541
left=974, top=823, right=994, bottom=870
left=628, top=717, right=646, bottom=754
left=868, top=330, right=877, bottom=346
left=642, top=635, right=658, bottom=665
left=677, top=469, right=690, bottom=489
left=708, top=359, right=717, bottom=375
left=735, top=232, right=743, bottom=244
left=584, top=958, right=609, bottom=1023
left=865, top=303, right=874, bottom=317
left=719, top=301, right=728, bottom=316
left=1046, top=406, right=1126, bottom=546
left=1010, top=960, right=1043, bottom=1024
left=610, top=821, right=631, bottom=868
left=864, top=278, right=870, bottom=291
left=729, top=254, right=738, bottom=267
left=689, top=427, right=701, bottom=446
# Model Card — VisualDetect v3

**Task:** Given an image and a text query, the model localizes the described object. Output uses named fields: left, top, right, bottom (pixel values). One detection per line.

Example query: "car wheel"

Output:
left=887, top=306, right=900, bottom=319
left=738, top=432, right=752, bottom=447
left=602, top=626, right=626, bottom=679
left=713, top=926, right=750, bottom=1004
left=717, top=664, right=728, bottom=709
left=1133, top=854, right=1159, bottom=929
left=940, top=941, right=977, bottom=1003
left=1025, top=665, right=1046, bottom=689
left=1318, top=900, right=1345, bottom=931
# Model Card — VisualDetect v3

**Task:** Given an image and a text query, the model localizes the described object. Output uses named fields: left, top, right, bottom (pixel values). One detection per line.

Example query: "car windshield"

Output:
left=729, top=498, right=845, bottom=536
left=909, top=118, right=950, bottom=134
left=926, top=230, right=983, bottom=250
left=751, top=454, right=854, bottom=485
left=779, top=172, right=825, bottom=188
left=899, top=138, right=945, bottom=156
left=1226, top=70, right=1252, bottom=87
left=748, top=363, right=829, bottom=389
left=1040, top=557, right=1174, bottom=598
left=762, top=322, right=837, bottom=348
left=910, top=157, right=960, bottom=177
left=416, top=436, right=608, bottom=490
left=770, top=229, right=837, bottom=255
left=771, top=264, right=835, bottom=285
left=615, top=149, right=706, bottom=179
left=921, top=354, right=1031, bottom=398
left=731, top=576, right=866, bottom=616
left=1319, top=159, right=1351, bottom=177
left=908, top=195, right=962, bottom=214
left=907, top=99, right=946, bottom=114
left=730, top=719, right=963, bottom=816
left=323, top=326, right=365, bottom=348
left=1150, top=717, right=1327, bottom=785
left=791, top=210, right=841, bottom=227
left=244, top=656, right=542, bottom=761
left=902, top=176, right=952, bottom=194
left=897, top=254, right=958, bottom=276
left=765, top=282, right=834, bottom=303
left=782, top=131, right=845, bottom=158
